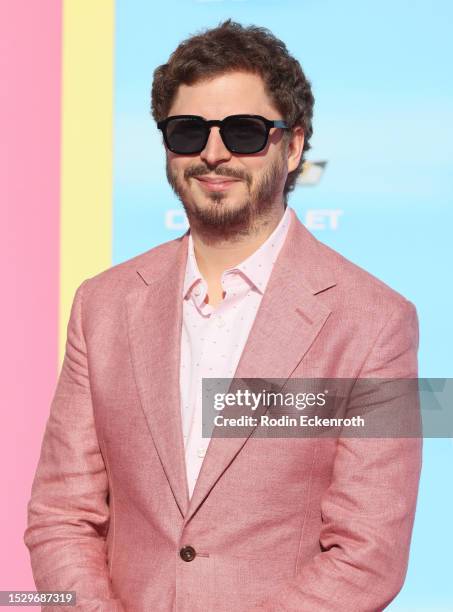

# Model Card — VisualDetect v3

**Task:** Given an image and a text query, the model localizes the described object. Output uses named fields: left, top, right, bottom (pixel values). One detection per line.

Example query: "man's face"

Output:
left=163, top=71, right=303, bottom=235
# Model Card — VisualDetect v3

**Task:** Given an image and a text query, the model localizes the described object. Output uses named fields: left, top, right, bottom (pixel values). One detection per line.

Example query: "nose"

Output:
left=199, top=126, right=232, bottom=166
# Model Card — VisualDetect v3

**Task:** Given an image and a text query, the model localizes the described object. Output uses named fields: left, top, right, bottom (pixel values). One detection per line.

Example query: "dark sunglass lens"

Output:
left=223, top=117, right=267, bottom=153
left=166, top=118, right=207, bottom=153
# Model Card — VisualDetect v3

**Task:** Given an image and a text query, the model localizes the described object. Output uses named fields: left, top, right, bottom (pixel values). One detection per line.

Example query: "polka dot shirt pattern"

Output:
left=180, top=206, right=292, bottom=497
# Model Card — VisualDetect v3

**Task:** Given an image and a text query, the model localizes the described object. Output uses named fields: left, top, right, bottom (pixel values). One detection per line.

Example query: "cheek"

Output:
left=240, top=159, right=265, bottom=184
left=247, top=157, right=277, bottom=183
left=246, top=146, right=284, bottom=176
left=167, top=157, right=186, bottom=180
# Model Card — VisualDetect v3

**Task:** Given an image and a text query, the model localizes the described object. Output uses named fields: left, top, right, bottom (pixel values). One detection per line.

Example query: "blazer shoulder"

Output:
left=79, top=233, right=186, bottom=302
left=314, top=237, right=416, bottom=315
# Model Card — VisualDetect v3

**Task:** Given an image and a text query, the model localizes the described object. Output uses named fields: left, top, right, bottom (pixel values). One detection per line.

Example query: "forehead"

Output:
left=167, top=71, right=280, bottom=119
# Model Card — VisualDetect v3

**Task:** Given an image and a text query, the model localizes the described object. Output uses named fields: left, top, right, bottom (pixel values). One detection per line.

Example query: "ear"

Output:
left=286, top=126, right=305, bottom=174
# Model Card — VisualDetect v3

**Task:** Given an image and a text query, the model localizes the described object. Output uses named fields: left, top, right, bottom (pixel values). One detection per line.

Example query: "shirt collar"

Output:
left=183, top=205, right=293, bottom=300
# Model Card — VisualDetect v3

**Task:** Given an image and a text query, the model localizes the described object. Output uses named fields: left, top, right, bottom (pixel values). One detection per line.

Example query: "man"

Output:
left=25, top=20, right=422, bottom=612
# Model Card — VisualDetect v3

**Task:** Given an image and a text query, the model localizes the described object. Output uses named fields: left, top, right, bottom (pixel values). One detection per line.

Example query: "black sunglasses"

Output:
left=157, top=114, right=289, bottom=155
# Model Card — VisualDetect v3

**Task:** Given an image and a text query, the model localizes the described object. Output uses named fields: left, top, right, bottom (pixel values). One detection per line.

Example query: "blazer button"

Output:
left=179, top=545, right=196, bottom=562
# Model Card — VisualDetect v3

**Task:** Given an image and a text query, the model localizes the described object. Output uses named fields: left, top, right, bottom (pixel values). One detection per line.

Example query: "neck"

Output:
left=190, top=203, right=287, bottom=282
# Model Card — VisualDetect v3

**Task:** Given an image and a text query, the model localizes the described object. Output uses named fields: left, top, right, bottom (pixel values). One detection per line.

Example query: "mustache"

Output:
left=184, top=164, right=251, bottom=184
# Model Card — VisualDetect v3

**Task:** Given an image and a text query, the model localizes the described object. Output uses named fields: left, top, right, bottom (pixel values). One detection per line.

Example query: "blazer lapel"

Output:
left=125, top=210, right=337, bottom=522
left=185, top=210, right=337, bottom=522
left=125, top=233, right=190, bottom=517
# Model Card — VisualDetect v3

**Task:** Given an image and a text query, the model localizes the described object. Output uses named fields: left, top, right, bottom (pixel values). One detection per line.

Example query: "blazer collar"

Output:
left=135, top=208, right=336, bottom=296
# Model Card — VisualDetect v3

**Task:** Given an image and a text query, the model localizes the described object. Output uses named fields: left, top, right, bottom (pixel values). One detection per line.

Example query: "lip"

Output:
left=194, top=176, right=241, bottom=191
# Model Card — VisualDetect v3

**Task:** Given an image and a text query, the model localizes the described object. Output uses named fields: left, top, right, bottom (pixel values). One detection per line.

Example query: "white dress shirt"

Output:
left=180, top=206, right=293, bottom=497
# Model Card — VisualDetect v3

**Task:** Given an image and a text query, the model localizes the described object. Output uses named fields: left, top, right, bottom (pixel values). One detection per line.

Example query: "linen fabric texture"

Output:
left=24, top=209, right=422, bottom=611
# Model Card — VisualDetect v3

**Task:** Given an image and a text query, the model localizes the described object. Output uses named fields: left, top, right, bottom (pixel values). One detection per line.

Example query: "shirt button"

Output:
left=179, top=545, right=196, bottom=562
left=197, top=447, right=206, bottom=458
left=215, top=315, right=225, bottom=328
left=193, top=286, right=201, bottom=297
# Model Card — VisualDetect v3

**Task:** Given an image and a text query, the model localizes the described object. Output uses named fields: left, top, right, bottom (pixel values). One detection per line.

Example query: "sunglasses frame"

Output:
left=157, top=114, right=289, bottom=155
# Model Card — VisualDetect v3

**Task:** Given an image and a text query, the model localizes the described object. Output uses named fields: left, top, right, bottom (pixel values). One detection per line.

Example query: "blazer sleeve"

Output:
left=253, top=299, right=422, bottom=612
left=24, top=280, right=125, bottom=612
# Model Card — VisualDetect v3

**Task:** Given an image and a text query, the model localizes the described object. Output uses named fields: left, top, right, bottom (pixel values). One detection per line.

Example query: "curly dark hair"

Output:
left=151, top=19, right=314, bottom=200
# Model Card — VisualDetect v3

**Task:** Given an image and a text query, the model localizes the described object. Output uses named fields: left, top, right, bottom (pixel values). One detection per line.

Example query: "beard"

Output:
left=166, top=152, right=287, bottom=241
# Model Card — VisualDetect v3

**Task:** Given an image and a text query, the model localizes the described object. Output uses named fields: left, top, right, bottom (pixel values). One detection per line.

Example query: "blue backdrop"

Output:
left=113, top=1, right=453, bottom=609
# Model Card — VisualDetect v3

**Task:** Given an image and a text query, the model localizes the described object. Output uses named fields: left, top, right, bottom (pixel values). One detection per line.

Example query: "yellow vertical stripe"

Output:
left=59, top=1, right=115, bottom=364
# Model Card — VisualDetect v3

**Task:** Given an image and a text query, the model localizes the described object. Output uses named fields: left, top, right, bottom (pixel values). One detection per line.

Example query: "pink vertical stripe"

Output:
left=0, top=1, right=62, bottom=592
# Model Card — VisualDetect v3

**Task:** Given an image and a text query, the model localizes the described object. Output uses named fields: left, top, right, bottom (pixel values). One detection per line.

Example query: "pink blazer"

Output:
left=24, top=210, right=422, bottom=611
